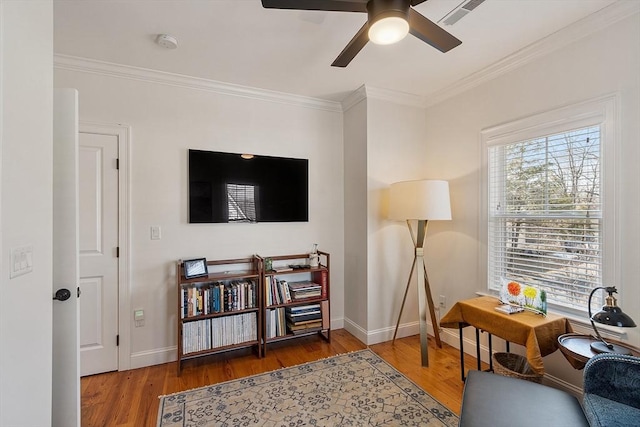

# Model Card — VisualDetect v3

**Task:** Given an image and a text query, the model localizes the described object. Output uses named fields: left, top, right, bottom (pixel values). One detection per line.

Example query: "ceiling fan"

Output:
left=261, top=0, right=462, bottom=67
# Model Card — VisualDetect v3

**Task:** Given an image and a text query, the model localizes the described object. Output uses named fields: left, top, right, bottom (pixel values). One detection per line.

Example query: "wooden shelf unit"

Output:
left=261, top=251, right=331, bottom=355
left=176, top=256, right=262, bottom=375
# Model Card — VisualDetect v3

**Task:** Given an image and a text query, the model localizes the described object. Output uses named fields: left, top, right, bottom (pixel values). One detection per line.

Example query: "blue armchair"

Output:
left=458, top=353, right=640, bottom=427
left=582, top=353, right=640, bottom=427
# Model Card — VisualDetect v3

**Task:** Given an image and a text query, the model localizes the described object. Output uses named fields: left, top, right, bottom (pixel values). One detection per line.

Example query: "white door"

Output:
left=79, top=130, right=120, bottom=376
left=52, top=88, right=81, bottom=427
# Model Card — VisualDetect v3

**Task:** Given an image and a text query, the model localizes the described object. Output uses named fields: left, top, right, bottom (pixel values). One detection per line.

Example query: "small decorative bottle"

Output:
left=309, top=243, right=319, bottom=268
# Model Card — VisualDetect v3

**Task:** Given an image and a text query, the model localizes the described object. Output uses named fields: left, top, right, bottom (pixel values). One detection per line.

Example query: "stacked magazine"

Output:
left=286, top=304, right=322, bottom=334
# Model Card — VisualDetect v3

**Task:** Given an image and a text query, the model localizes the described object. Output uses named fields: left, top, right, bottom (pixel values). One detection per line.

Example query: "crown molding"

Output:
left=341, top=85, right=367, bottom=112
left=365, top=86, right=425, bottom=108
left=425, top=0, right=639, bottom=108
left=341, top=84, right=426, bottom=111
left=53, top=54, right=343, bottom=113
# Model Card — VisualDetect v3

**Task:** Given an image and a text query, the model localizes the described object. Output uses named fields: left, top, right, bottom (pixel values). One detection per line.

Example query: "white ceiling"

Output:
left=53, top=0, right=618, bottom=102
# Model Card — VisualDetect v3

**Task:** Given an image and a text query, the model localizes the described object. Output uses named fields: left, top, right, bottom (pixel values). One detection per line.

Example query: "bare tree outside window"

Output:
left=488, top=126, right=601, bottom=310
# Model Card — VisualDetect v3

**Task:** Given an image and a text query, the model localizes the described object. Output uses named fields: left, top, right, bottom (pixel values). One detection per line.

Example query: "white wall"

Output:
left=54, top=66, right=344, bottom=367
left=365, top=96, right=432, bottom=343
left=0, top=1, right=54, bottom=425
left=343, top=95, right=368, bottom=341
left=343, top=91, right=436, bottom=345
left=422, top=11, right=640, bottom=385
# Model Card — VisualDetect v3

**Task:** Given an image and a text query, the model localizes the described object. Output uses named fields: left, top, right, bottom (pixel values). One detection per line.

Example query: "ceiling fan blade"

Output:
left=261, top=0, right=368, bottom=13
left=410, top=0, right=428, bottom=5
left=408, top=8, right=461, bottom=53
left=331, top=22, right=369, bottom=67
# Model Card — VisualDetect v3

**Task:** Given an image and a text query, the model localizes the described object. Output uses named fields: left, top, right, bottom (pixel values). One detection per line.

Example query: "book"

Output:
left=286, top=313, right=321, bottom=323
left=287, top=310, right=321, bottom=317
left=287, top=317, right=323, bottom=326
left=321, top=300, right=330, bottom=330
left=288, top=281, right=322, bottom=300
left=288, top=320, right=322, bottom=331
left=317, top=269, right=328, bottom=298
left=291, top=326, right=322, bottom=335
left=273, top=266, right=293, bottom=272
left=288, top=281, right=321, bottom=291
left=495, top=304, right=524, bottom=314
left=288, top=306, right=320, bottom=314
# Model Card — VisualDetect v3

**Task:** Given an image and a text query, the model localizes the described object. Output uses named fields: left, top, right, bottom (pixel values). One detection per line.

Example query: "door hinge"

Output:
left=116, top=247, right=120, bottom=258
left=116, top=158, right=120, bottom=170
left=117, top=335, right=120, bottom=346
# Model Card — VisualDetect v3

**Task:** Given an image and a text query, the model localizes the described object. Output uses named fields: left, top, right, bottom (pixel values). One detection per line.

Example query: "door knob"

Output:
left=53, top=288, right=71, bottom=301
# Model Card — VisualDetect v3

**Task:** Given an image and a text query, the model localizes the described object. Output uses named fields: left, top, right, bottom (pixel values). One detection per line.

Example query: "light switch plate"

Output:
left=10, top=245, right=33, bottom=278
left=150, top=226, right=161, bottom=240
left=134, top=309, right=145, bottom=327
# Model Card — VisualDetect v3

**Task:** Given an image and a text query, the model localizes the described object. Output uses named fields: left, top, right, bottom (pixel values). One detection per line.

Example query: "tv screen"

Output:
left=189, top=149, right=309, bottom=223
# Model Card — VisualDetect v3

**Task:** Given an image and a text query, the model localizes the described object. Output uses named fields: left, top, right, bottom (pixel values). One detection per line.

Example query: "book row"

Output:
left=181, top=279, right=258, bottom=318
left=182, top=312, right=258, bottom=354
left=265, top=274, right=327, bottom=306
left=264, top=302, right=329, bottom=339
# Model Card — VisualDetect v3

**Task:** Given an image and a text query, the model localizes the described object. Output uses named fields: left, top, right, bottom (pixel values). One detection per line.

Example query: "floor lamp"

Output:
left=389, top=180, right=451, bottom=367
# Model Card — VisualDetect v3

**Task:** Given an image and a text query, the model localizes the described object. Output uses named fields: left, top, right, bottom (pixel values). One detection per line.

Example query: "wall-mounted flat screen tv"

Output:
left=189, top=149, right=309, bottom=223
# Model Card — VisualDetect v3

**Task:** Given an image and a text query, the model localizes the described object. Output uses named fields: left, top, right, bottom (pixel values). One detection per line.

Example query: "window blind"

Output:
left=488, top=125, right=602, bottom=310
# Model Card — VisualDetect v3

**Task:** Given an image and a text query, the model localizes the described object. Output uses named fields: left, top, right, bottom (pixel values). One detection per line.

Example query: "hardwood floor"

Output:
left=81, top=330, right=486, bottom=426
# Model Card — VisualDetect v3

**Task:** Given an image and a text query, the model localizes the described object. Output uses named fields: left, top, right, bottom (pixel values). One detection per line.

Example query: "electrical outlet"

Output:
left=439, top=295, right=446, bottom=308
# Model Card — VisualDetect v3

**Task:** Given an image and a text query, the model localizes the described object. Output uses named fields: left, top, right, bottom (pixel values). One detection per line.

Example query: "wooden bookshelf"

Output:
left=261, top=251, right=331, bottom=355
left=176, top=256, right=262, bottom=375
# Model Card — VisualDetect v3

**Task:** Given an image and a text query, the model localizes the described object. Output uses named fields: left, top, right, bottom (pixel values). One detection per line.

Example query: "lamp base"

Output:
left=591, top=340, right=633, bottom=355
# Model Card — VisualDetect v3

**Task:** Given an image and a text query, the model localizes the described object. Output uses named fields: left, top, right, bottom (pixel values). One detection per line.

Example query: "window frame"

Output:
left=479, top=95, right=619, bottom=317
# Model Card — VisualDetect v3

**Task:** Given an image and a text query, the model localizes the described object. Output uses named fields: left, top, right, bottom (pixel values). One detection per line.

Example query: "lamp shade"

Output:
left=389, top=180, right=452, bottom=220
left=588, top=286, right=637, bottom=354
left=591, top=288, right=636, bottom=328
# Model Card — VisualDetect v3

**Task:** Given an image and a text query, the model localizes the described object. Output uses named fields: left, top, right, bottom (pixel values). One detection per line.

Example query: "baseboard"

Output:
left=129, top=346, right=177, bottom=370
left=365, top=322, right=420, bottom=345
left=127, top=317, right=345, bottom=370
left=343, top=317, right=448, bottom=346
left=343, top=317, right=368, bottom=344
left=543, top=374, right=583, bottom=398
left=330, top=317, right=344, bottom=331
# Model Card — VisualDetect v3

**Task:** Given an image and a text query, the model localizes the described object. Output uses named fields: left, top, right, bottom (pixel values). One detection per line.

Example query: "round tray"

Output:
left=558, top=333, right=640, bottom=370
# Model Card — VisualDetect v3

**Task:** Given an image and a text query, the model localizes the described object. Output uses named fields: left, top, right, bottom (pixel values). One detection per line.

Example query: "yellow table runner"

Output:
left=440, top=295, right=573, bottom=374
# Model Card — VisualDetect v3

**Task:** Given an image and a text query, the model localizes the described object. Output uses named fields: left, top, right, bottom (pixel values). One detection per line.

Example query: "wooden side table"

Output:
left=440, top=296, right=572, bottom=381
left=557, top=333, right=640, bottom=369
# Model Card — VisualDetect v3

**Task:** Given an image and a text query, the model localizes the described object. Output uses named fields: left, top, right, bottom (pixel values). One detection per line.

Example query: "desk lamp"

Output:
left=389, top=179, right=451, bottom=367
left=588, top=286, right=636, bottom=354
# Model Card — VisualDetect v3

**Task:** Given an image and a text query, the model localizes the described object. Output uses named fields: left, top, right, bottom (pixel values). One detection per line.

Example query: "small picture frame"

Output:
left=183, top=258, right=208, bottom=279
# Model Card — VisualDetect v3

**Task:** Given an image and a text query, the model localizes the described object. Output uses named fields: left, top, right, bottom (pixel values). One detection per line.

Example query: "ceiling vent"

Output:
left=439, top=0, right=485, bottom=26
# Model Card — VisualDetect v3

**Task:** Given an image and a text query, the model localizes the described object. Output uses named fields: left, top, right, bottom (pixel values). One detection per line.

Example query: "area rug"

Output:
left=157, top=349, right=458, bottom=426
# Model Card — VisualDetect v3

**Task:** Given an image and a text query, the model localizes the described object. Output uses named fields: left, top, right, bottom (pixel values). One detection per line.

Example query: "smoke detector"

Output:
left=156, top=34, right=178, bottom=49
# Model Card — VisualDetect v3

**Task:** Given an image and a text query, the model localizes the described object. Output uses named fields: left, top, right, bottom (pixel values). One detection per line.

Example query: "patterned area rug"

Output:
left=157, top=349, right=458, bottom=426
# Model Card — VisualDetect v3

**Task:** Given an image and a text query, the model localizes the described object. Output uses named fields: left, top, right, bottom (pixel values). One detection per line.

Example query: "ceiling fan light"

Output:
left=368, top=16, right=409, bottom=45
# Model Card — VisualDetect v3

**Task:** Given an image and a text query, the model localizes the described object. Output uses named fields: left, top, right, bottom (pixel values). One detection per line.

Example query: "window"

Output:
left=481, top=96, right=617, bottom=313
left=227, top=183, right=257, bottom=222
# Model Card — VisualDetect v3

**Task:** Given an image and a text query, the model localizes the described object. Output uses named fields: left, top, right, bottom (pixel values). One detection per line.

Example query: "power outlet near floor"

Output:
left=439, top=295, right=446, bottom=309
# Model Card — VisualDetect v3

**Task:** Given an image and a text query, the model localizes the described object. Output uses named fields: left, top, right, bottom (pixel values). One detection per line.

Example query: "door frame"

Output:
left=79, top=121, right=131, bottom=371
